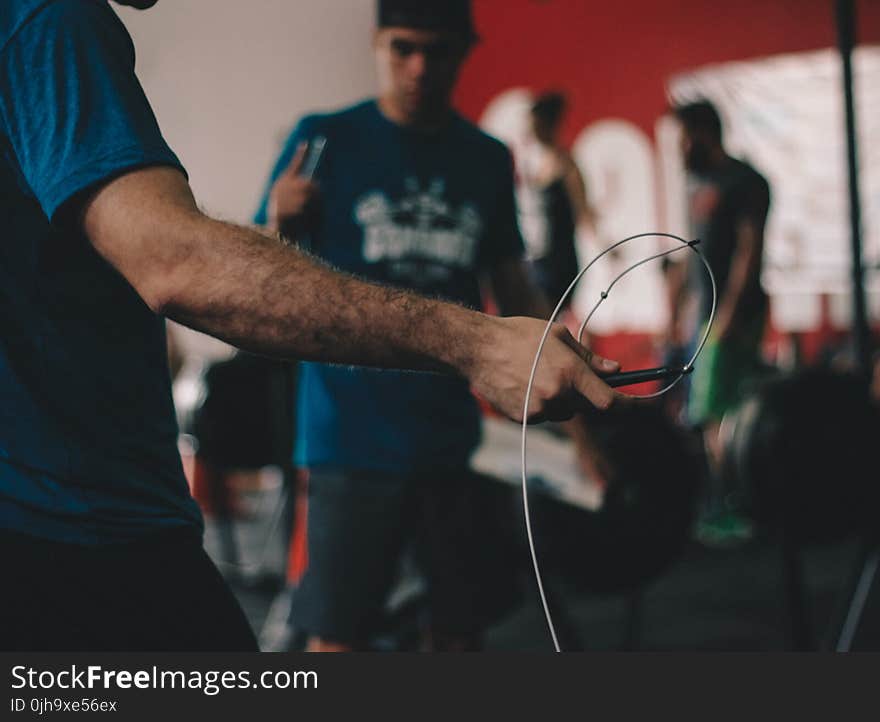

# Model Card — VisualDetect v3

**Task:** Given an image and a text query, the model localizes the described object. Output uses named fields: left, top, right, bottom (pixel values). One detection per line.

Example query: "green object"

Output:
left=688, top=317, right=765, bottom=424
left=694, top=510, right=755, bottom=549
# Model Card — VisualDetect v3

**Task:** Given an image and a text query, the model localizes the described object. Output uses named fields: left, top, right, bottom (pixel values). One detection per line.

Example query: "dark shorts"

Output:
left=293, top=467, right=518, bottom=645
left=0, top=527, right=258, bottom=651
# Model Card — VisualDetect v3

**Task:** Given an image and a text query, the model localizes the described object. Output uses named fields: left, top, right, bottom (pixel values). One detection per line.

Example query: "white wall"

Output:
left=116, top=0, right=377, bottom=223
left=115, top=0, right=378, bottom=358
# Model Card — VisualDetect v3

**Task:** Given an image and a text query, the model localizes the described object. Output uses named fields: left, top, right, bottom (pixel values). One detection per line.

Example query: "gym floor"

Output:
left=204, top=482, right=880, bottom=652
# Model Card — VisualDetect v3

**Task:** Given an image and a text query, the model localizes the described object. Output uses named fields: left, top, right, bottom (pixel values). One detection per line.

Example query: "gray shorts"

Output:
left=292, top=466, right=520, bottom=645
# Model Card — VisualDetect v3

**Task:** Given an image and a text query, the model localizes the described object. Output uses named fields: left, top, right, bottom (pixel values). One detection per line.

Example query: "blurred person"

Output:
left=668, top=100, right=770, bottom=544
left=256, top=0, right=557, bottom=652
left=518, top=91, right=596, bottom=310
left=515, top=92, right=613, bottom=490
left=255, top=0, right=592, bottom=652
left=0, top=0, right=623, bottom=651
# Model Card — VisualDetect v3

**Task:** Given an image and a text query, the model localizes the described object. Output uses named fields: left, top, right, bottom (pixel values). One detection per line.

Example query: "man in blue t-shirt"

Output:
left=1, top=0, right=621, bottom=651
left=255, top=0, right=555, bottom=651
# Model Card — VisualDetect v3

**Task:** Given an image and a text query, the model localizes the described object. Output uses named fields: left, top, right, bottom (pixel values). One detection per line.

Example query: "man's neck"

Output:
left=377, top=96, right=452, bottom=133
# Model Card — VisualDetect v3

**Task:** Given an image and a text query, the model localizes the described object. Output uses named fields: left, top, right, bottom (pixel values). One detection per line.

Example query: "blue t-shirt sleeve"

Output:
left=0, top=0, right=184, bottom=220
left=479, top=143, right=525, bottom=268
left=252, top=116, right=319, bottom=226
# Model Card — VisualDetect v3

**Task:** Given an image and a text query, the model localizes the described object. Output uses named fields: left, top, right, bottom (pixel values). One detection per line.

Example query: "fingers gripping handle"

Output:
left=603, top=365, right=693, bottom=388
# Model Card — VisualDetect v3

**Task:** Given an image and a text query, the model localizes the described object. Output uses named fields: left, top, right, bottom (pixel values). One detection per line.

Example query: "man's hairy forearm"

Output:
left=82, top=166, right=491, bottom=377
left=82, top=166, right=621, bottom=422
left=161, top=216, right=490, bottom=376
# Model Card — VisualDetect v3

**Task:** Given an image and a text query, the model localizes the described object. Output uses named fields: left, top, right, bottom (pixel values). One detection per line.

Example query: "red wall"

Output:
left=456, top=0, right=880, bottom=143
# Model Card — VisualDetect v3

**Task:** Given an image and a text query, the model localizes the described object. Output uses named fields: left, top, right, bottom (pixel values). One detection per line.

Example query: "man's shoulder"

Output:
left=1, top=0, right=49, bottom=50
left=450, top=114, right=513, bottom=165
left=729, top=157, right=768, bottom=190
left=1, top=0, right=113, bottom=54
left=294, top=99, right=376, bottom=137
left=721, top=157, right=770, bottom=217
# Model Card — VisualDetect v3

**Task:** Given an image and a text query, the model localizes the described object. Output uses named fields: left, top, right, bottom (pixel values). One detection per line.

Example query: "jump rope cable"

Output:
left=520, top=232, right=718, bottom=652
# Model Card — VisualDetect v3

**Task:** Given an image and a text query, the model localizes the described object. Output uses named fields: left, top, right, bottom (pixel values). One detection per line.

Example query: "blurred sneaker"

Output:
left=694, top=510, right=754, bottom=549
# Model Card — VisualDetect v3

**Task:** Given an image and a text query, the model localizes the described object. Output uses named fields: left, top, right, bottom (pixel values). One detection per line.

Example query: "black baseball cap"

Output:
left=377, top=0, right=478, bottom=41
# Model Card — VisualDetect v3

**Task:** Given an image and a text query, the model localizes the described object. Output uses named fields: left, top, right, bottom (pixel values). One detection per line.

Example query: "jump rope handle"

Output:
left=603, top=365, right=693, bottom=388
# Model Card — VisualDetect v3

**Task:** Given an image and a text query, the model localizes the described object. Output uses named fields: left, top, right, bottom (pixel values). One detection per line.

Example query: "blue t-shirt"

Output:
left=255, top=100, right=524, bottom=473
left=0, top=0, right=202, bottom=544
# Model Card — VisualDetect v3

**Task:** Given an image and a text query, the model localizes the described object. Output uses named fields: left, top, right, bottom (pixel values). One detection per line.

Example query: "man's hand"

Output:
left=467, top=316, right=621, bottom=423
left=267, top=141, right=320, bottom=231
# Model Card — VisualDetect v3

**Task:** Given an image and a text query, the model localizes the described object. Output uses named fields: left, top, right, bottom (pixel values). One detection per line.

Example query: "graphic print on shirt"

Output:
left=354, top=177, right=483, bottom=286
